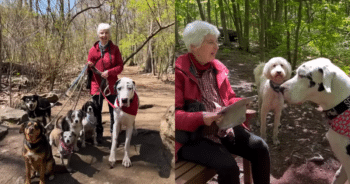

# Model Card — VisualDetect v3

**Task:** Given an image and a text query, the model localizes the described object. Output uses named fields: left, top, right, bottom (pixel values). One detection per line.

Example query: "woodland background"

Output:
left=175, top=0, right=350, bottom=73
left=0, top=0, right=175, bottom=106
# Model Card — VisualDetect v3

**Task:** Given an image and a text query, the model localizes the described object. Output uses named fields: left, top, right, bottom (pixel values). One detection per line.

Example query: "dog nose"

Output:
left=277, top=71, right=282, bottom=74
left=122, top=98, right=128, bottom=104
left=279, top=86, right=285, bottom=94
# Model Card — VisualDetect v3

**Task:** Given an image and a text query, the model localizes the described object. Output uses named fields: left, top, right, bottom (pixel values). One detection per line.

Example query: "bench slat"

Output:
left=175, top=162, right=197, bottom=180
left=176, top=164, right=216, bottom=184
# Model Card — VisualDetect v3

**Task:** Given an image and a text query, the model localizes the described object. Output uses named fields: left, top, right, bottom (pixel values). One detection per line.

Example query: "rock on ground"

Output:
left=159, top=105, right=175, bottom=168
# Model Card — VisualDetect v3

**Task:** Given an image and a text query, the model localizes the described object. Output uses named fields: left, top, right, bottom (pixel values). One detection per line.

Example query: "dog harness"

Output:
left=60, top=139, right=74, bottom=157
left=325, top=95, right=350, bottom=137
left=115, top=93, right=139, bottom=116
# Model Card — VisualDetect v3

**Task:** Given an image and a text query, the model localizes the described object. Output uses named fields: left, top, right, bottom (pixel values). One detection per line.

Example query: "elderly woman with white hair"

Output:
left=87, top=23, right=124, bottom=144
left=175, top=20, right=270, bottom=183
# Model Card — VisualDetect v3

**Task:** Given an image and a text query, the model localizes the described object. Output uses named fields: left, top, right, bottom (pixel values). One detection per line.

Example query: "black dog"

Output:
left=175, top=101, right=206, bottom=144
left=22, top=95, right=51, bottom=126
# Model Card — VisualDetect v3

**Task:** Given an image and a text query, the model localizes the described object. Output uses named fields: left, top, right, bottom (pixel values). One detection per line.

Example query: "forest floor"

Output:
left=0, top=66, right=175, bottom=184
left=210, top=46, right=344, bottom=184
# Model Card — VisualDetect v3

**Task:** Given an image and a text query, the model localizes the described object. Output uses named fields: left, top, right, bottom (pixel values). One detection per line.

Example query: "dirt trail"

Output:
left=0, top=66, right=175, bottom=184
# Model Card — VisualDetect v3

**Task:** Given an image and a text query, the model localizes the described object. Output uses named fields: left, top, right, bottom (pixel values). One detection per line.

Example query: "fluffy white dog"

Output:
left=280, top=58, right=350, bottom=184
left=254, top=57, right=291, bottom=145
left=109, top=77, right=139, bottom=168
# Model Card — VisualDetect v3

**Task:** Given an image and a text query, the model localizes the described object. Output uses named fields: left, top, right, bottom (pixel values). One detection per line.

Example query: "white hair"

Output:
left=97, top=23, right=111, bottom=35
left=183, top=20, right=220, bottom=52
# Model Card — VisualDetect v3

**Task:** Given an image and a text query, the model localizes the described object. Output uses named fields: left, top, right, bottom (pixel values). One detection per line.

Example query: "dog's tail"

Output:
left=253, top=63, right=266, bottom=88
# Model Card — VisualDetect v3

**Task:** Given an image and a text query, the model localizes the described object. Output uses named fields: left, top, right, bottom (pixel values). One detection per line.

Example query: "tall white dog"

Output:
left=280, top=58, right=350, bottom=184
left=109, top=77, right=139, bottom=168
left=254, top=57, right=291, bottom=145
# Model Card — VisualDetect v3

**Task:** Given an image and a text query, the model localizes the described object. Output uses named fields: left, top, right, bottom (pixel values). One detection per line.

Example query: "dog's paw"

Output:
left=109, top=155, right=116, bottom=168
left=48, top=175, right=54, bottom=181
left=122, top=156, right=132, bottom=167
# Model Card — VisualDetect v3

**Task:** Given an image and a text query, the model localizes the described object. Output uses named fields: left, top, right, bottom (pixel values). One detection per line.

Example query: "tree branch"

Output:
left=67, top=0, right=106, bottom=27
left=123, top=22, right=175, bottom=65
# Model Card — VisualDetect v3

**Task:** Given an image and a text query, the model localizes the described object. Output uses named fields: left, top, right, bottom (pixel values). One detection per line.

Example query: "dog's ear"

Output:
left=114, top=79, right=121, bottom=91
left=33, top=95, right=39, bottom=101
left=320, top=65, right=335, bottom=93
left=67, top=110, right=73, bottom=117
left=21, top=96, right=28, bottom=101
left=285, top=60, right=292, bottom=79
left=132, top=81, right=136, bottom=91
left=60, top=131, right=64, bottom=138
left=37, top=122, right=46, bottom=135
left=19, top=122, right=27, bottom=133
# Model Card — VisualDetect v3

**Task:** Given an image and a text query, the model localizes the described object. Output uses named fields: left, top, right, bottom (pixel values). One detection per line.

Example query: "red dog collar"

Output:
left=116, top=93, right=139, bottom=116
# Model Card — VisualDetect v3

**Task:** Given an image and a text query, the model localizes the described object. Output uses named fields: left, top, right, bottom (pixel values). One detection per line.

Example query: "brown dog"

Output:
left=20, top=121, right=55, bottom=184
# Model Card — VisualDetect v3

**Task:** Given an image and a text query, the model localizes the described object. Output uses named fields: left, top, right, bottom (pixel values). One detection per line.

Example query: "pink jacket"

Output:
left=87, top=41, right=123, bottom=95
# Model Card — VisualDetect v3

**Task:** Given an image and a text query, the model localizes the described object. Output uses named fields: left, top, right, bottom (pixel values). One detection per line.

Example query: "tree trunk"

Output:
left=175, top=10, right=180, bottom=47
left=230, top=0, right=242, bottom=46
left=259, top=0, right=265, bottom=62
left=145, top=20, right=153, bottom=73
left=0, top=11, right=2, bottom=92
left=196, top=0, right=206, bottom=21
left=218, top=0, right=230, bottom=45
left=285, top=0, right=291, bottom=63
left=186, top=0, right=191, bottom=25
left=207, top=0, right=211, bottom=23
left=243, top=0, right=250, bottom=52
left=292, top=0, right=303, bottom=70
left=274, top=0, right=283, bottom=44
left=215, top=4, right=218, bottom=26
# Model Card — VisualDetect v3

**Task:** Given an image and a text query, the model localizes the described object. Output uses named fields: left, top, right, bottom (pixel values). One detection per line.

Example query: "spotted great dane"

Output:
left=109, top=77, right=139, bottom=168
left=280, top=58, right=350, bottom=184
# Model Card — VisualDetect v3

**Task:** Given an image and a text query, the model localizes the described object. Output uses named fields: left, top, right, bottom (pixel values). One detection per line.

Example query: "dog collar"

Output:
left=60, top=139, right=74, bottom=156
left=269, top=80, right=282, bottom=93
left=25, top=137, right=42, bottom=149
left=324, top=94, right=350, bottom=120
left=116, top=93, right=139, bottom=116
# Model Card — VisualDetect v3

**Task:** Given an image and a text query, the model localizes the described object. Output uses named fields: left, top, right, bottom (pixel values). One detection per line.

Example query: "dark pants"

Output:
left=178, top=126, right=270, bottom=184
left=92, top=94, right=116, bottom=137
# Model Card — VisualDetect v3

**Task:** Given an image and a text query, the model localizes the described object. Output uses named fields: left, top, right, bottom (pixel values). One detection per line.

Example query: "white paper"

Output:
left=217, top=95, right=257, bottom=129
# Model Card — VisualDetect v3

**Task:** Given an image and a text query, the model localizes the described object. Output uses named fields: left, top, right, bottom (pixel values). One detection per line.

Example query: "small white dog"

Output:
left=49, top=117, right=77, bottom=172
left=109, top=77, right=139, bottom=168
left=280, top=58, right=350, bottom=183
left=81, top=101, right=98, bottom=147
left=61, top=110, right=85, bottom=151
left=254, top=57, right=291, bottom=145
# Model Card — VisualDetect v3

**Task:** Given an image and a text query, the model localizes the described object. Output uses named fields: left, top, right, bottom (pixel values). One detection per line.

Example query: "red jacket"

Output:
left=87, top=41, right=124, bottom=95
left=175, top=53, right=246, bottom=161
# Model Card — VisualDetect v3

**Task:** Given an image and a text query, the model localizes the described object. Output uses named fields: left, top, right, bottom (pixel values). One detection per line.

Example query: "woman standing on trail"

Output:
left=87, top=23, right=124, bottom=144
left=175, top=20, right=271, bottom=183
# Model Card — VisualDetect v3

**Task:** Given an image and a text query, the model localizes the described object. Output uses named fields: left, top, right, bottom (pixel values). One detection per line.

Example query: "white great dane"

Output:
left=280, top=58, right=350, bottom=184
left=109, top=77, right=139, bottom=168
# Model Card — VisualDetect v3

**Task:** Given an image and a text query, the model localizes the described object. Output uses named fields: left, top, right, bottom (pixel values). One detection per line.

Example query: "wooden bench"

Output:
left=175, top=110, right=255, bottom=184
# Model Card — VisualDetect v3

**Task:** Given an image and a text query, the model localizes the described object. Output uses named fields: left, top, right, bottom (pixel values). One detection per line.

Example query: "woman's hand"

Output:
left=203, top=112, right=223, bottom=126
left=101, top=70, right=108, bottom=79
left=87, top=61, right=94, bottom=67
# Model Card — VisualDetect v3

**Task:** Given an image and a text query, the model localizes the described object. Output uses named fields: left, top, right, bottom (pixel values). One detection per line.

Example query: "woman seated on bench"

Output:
left=175, top=20, right=270, bottom=184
